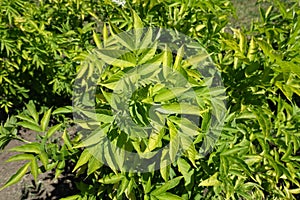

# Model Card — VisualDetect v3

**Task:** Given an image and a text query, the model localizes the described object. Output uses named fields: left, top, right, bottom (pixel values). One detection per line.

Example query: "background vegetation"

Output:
left=1, top=0, right=300, bottom=199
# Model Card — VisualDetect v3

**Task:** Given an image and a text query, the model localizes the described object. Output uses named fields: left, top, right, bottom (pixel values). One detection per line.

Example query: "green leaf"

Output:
left=76, top=109, right=114, bottom=123
left=55, top=161, right=65, bottom=178
left=25, top=101, right=39, bottom=123
left=93, top=31, right=102, bottom=48
left=198, top=172, right=220, bottom=187
left=6, top=153, right=35, bottom=162
left=60, top=195, right=81, bottom=200
left=113, top=33, right=135, bottom=52
left=244, top=155, right=263, bottom=166
left=247, top=37, right=257, bottom=61
left=99, top=173, right=124, bottom=184
left=259, top=6, right=266, bottom=23
left=138, top=43, right=158, bottom=65
left=96, top=49, right=136, bottom=68
left=154, top=87, right=190, bottom=102
left=168, top=120, right=179, bottom=163
left=17, top=121, right=42, bottom=132
left=40, top=108, right=52, bottom=132
left=125, top=178, right=136, bottom=198
left=39, top=151, right=49, bottom=169
left=160, top=165, right=170, bottom=182
left=180, top=134, right=197, bottom=167
left=274, top=0, right=287, bottom=18
left=75, top=126, right=108, bottom=148
left=147, top=129, right=165, bottom=151
left=256, top=39, right=281, bottom=62
left=173, top=45, right=185, bottom=70
left=289, top=188, right=300, bottom=194
left=151, top=176, right=183, bottom=196
left=30, top=157, right=39, bottom=182
left=87, top=156, right=103, bottom=176
left=57, top=159, right=66, bottom=171
left=220, top=146, right=248, bottom=156
left=62, top=130, right=72, bottom=150
left=118, top=177, right=130, bottom=197
left=143, top=176, right=152, bottom=194
left=136, top=62, right=161, bottom=78
left=228, top=156, right=254, bottom=179
left=254, top=110, right=271, bottom=137
left=265, top=6, right=273, bottom=20
left=52, top=106, right=73, bottom=115
left=155, top=193, right=184, bottom=200
left=137, top=28, right=153, bottom=54
left=16, top=114, right=36, bottom=124
left=277, top=60, right=300, bottom=78
left=46, top=124, right=62, bottom=138
left=9, top=143, right=41, bottom=154
left=177, top=158, right=192, bottom=186
left=169, top=117, right=199, bottom=136
left=185, top=52, right=211, bottom=66
left=132, top=9, right=143, bottom=44
left=73, top=149, right=93, bottom=172
left=103, top=23, right=108, bottom=46
left=236, top=112, right=256, bottom=119
left=0, top=162, right=31, bottom=191
left=132, top=9, right=143, bottom=30
left=163, top=45, right=173, bottom=69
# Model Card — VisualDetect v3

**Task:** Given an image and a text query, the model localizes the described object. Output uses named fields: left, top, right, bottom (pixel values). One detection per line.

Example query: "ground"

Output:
left=0, top=129, right=78, bottom=200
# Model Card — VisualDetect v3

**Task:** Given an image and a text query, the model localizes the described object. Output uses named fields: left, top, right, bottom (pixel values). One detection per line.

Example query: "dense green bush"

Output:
left=0, top=0, right=231, bottom=113
left=1, top=0, right=300, bottom=199
left=0, top=0, right=110, bottom=113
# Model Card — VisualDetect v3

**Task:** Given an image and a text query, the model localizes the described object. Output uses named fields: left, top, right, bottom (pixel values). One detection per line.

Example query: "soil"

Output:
left=0, top=139, right=29, bottom=200
left=0, top=129, right=78, bottom=200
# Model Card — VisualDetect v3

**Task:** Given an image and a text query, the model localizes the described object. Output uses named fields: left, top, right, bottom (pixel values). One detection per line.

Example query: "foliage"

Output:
left=211, top=0, right=300, bottom=198
left=0, top=0, right=107, bottom=112
left=0, top=101, right=79, bottom=191
left=1, top=0, right=300, bottom=199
